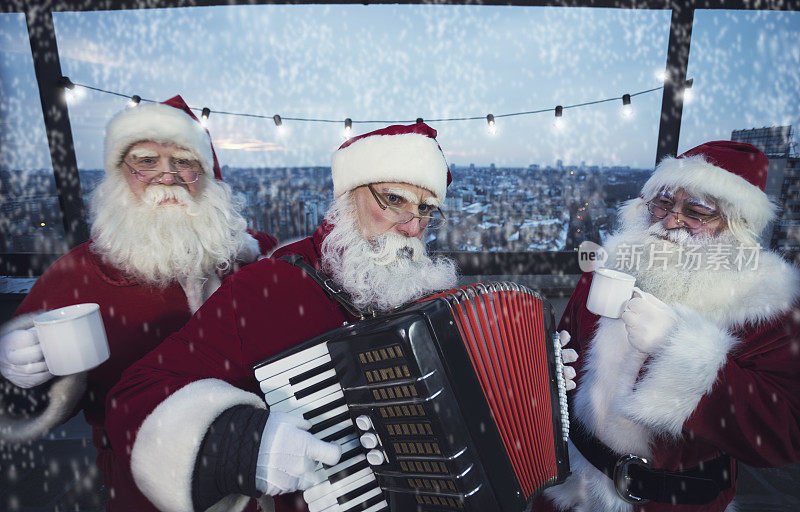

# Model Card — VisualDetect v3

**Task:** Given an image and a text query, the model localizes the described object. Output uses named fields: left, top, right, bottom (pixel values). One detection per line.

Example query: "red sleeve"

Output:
left=104, top=276, right=251, bottom=466
left=683, top=310, right=800, bottom=467
left=246, top=229, right=278, bottom=256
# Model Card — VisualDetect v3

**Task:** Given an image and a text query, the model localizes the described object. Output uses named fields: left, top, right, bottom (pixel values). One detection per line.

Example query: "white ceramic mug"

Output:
left=586, top=268, right=643, bottom=318
left=32, top=303, right=110, bottom=375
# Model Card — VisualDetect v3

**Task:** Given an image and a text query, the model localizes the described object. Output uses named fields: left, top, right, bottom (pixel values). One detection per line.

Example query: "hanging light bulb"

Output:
left=486, top=114, right=496, bottom=135
left=621, top=94, right=633, bottom=118
left=59, top=76, right=76, bottom=102
left=273, top=114, right=285, bottom=134
left=200, top=107, right=211, bottom=127
left=416, top=117, right=424, bottom=124
left=344, top=118, right=352, bottom=136
left=554, top=105, right=564, bottom=129
left=128, top=95, right=141, bottom=108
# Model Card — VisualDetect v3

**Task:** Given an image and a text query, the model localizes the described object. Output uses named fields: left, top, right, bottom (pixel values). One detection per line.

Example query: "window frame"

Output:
left=1, top=0, right=797, bottom=276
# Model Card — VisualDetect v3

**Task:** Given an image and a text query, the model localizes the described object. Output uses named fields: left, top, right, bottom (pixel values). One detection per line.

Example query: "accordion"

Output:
left=253, top=282, right=570, bottom=512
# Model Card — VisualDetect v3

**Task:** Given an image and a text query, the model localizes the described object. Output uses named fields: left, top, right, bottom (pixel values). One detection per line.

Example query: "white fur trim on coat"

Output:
left=0, top=313, right=86, bottom=444
left=238, top=232, right=262, bottom=264
left=104, top=102, right=214, bottom=177
left=617, top=304, right=739, bottom=437
left=641, top=154, right=776, bottom=235
left=130, top=378, right=266, bottom=512
left=331, top=132, right=448, bottom=200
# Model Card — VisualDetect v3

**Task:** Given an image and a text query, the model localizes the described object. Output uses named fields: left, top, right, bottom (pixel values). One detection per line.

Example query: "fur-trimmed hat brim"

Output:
left=104, top=103, right=214, bottom=177
left=640, top=154, right=776, bottom=235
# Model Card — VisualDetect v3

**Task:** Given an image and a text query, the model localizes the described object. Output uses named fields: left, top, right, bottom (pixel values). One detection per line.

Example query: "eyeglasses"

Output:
left=646, top=198, right=722, bottom=230
left=123, top=157, right=203, bottom=184
left=367, top=184, right=447, bottom=230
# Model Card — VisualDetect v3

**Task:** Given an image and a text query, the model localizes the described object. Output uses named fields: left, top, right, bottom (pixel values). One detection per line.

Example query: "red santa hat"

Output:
left=104, top=95, right=222, bottom=180
left=639, top=140, right=775, bottom=234
left=331, top=122, right=452, bottom=200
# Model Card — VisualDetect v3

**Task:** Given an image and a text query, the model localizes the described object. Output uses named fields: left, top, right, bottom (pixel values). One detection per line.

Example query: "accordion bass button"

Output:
left=355, top=415, right=373, bottom=431
left=366, top=449, right=385, bottom=465
left=360, top=433, right=379, bottom=449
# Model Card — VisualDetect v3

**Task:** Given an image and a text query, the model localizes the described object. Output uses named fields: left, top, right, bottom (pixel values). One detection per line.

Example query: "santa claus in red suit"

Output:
left=0, top=95, right=276, bottom=510
left=104, top=122, right=579, bottom=512
left=539, top=141, right=800, bottom=512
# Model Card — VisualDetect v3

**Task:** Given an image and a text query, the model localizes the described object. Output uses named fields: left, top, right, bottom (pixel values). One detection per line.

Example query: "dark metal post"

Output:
left=25, top=2, right=90, bottom=248
left=655, top=1, right=694, bottom=167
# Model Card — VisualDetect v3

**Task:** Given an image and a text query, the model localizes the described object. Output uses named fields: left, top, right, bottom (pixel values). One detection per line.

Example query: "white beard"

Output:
left=604, top=216, right=761, bottom=313
left=320, top=196, right=458, bottom=312
left=89, top=174, right=250, bottom=287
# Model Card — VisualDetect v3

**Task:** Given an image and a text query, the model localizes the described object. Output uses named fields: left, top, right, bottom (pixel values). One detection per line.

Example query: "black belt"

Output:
left=569, top=409, right=733, bottom=505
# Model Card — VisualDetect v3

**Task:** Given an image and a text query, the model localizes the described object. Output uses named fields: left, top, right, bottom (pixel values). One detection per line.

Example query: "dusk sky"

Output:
left=1, top=5, right=798, bottom=172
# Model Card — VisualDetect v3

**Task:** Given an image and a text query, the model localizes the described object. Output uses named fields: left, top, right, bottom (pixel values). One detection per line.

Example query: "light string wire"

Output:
left=64, top=78, right=668, bottom=126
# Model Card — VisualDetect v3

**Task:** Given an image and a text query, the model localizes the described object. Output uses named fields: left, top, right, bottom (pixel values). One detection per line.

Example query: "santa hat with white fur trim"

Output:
left=104, top=95, right=222, bottom=180
left=331, top=122, right=452, bottom=200
left=638, top=140, right=775, bottom=235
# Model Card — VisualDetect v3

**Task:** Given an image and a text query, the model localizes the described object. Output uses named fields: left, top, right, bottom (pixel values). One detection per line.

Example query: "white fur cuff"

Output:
left=618, top=305, right=738, bottom=436
left=130, top=379, right=266, bottom=512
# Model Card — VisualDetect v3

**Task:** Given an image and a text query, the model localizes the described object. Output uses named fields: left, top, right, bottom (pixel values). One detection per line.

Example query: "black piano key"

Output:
left=289, top=361, right=334, bottom=386
left=342, top=492, right=387, bottom=512
left=337, top=480, right=379, bottom=505
left=295, top=375, right=340, bottom=400
left=303, top=396, right=347, bottom=421
left=309, top=411, right=352, bottom=435
left=340, top=445, right=363, bottom=462
left=329, top=459, right=370, bottom=484
left=322, top=424, right=356, bottom=443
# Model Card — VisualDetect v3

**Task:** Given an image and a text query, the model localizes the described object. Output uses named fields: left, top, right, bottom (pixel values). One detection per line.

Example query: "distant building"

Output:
left=731, top=126, right=799, bottom=252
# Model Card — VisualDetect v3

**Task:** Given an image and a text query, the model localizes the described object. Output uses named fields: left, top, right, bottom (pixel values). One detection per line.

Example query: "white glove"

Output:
left=621, top=290, right=678, bottom=354
left=255, top=411, right=342, bottom=496
left=0, top=328, right=54, bottom=389
left=559, top=330, right=578, bottom=391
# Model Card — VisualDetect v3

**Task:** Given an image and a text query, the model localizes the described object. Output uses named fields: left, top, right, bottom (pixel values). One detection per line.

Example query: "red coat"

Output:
left=105, top=224, right=356, bottom=512
left=539, top=255, right=800, bottom=512
left=1, top=230, right=276, bottom=511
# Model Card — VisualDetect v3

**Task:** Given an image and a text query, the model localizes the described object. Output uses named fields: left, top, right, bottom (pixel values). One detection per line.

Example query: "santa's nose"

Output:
left=660, top=211, right=682, bottom=230
left=159, top=172, right=178, bottom=185
left=397, top=217, right=422, bottom=238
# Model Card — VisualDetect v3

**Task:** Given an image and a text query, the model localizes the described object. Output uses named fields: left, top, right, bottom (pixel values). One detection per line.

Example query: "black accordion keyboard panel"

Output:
left=253, top=286, right=569, bottom=512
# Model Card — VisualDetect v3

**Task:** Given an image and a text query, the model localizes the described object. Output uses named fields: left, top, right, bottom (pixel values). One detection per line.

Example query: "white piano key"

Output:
left=309, top=473, right=378, bottom=512
left=303, top=468, right=377, bottom=512
left=272, top=389, right=344, bottom=417
left=358, top=500, right=388, bottom=512
left=315, top=453, right=366, bottom=477
left=337, top=485, right=383, bottom=512
left=314, top=419, right=354, bottom=443
left=257, top=352, right=332, bottom=389
left=307, top=404, right=350, bottom=428
left=263, top=368, right=338, bottom=403
left=253, top=342, right=330, bottom=382
left=305, top=466, right=374, bottom=503
left=269, top=383, right=343, bottom=412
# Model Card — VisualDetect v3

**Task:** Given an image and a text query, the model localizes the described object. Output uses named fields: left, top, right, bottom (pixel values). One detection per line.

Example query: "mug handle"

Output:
left=631, top=286, right=645, bottom=298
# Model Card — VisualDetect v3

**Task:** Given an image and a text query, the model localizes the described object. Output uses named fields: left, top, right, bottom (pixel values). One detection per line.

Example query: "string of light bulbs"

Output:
left=58, top=76, right=692, bottom=135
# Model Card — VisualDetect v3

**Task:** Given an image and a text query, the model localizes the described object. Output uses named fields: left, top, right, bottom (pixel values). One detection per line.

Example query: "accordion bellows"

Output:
left=254, top=282, right=570, bottom=512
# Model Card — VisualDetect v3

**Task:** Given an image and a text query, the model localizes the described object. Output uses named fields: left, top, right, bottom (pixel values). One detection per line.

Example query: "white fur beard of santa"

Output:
left=89, top=173, right=249, bottom=287
left=321, top=195, right=457, bottom=312
left=604, top=212, right=761, bottom=314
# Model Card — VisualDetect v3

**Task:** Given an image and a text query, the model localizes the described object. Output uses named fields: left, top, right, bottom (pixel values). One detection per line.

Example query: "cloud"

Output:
left=214, top=139, right=285, bottom=152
